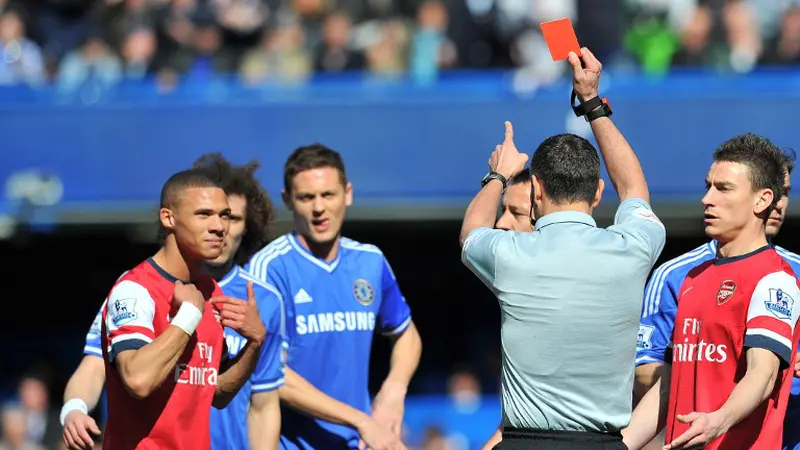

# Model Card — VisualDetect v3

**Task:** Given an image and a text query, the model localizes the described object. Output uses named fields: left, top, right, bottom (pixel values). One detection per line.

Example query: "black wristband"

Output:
left=481, top=172, right=508, bottom=190
left=571, top=89, right=603, bottom=117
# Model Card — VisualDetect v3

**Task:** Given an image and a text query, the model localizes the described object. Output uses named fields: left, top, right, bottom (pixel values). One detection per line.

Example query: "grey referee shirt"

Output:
left=462, top=198, right=666, bottom=433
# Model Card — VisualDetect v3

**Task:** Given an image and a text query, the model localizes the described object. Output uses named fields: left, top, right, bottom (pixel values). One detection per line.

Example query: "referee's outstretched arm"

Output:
left=567, top=49, right=650, bottom=204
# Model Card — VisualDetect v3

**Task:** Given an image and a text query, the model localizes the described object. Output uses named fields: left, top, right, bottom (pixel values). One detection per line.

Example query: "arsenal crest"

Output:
left=717, top=280, right=736, bottom=305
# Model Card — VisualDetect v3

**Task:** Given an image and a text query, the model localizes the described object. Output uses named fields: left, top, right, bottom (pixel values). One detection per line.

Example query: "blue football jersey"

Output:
left=636, top=241, right=800, bottom=450
left=85, top=302, right=105, bottom=358
left=210, top=265, right=288, bottom=450
left=247, top=233, right=413, bottom=450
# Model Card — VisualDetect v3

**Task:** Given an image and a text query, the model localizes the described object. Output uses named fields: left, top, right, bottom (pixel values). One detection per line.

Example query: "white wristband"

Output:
left=60, top=398, right=88, bottom=426
left=171, top=302, right=203, bottom=336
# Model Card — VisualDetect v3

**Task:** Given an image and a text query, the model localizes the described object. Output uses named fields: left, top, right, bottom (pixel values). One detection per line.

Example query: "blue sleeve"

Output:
left=84, top=302, right=105, bottom=357
left=461, top=227, right=507, bottom=290
left=378, top=257, right=412, bottom=336
left=247, top=253, right=296, bottom=346
left=608, top=198, right=667, bottom=267
left=636, top=265, right=680, bottom=366
left=250, top=286, right=287, bottom=393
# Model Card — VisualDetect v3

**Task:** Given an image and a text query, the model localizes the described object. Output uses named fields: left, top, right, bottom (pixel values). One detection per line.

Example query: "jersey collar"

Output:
left=217, top=265, right=240, bottom=288
left=289, top=232, right=341, bottom=273
left=534, top=210, right=596, bottom=231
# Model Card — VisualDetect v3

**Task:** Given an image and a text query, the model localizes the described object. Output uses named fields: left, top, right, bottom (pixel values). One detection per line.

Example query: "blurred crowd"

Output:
left=0, top=0, right=798, bottom=91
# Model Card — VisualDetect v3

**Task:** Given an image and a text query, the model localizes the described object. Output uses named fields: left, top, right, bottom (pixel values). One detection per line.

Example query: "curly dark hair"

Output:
left=192, top=153, right=276, bottom=266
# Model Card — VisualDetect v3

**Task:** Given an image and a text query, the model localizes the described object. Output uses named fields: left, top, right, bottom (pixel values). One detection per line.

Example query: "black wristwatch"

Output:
left=481, top=171, right=508, bottom=190
left=571, top=89, right=613, bottom=122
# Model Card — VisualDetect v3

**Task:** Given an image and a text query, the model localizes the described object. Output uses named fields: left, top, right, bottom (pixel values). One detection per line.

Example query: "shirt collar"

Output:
left=534, top=211, right=596, bottom=230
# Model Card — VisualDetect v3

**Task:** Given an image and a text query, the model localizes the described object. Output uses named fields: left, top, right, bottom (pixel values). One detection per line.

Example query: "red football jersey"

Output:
left=666, top=247, right=800, bottom=450
left=101, top=258, right=225, bottom=450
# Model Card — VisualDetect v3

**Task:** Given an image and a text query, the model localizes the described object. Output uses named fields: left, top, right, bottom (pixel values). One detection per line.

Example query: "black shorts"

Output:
left=494, top=427, right=628, bottom=450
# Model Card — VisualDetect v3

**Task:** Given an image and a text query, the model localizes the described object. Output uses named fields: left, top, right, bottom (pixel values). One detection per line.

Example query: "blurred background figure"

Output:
left=0, top=404, right=45, bottom=450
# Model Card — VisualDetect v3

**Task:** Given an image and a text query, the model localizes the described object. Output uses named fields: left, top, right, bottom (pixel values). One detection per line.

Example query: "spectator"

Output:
left=120, top=26, right=157, bottom=79
left=314, top=11, right=366, bottom=72
left=57, top=32, right=123, bottom=94
left=409, top=0, right=455, bottom=84
left=0, top=9, right=45, bottom=86
left=16, top=374, right=60, bottom=449
left=240, top=16, right=312, bottom=85
left=0, top=405, right=44, bottom=450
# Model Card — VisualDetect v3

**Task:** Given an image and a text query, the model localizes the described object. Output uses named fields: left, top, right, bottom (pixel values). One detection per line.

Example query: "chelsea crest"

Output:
left=353, top=279, right=374, bottom=306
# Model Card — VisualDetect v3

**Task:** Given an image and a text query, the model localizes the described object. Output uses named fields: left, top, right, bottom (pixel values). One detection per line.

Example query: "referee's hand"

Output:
left=489, top=121, right=528, bottom=181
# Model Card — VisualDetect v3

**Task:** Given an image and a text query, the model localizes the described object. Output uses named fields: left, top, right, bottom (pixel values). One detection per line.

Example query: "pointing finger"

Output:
left=247, top=281, right=255, bottom=303
left=504, top=121, right=514, bottom=144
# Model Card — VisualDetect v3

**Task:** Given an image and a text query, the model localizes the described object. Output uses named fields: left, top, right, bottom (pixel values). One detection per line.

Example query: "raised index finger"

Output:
left=504, top=121, right=514, bottom=144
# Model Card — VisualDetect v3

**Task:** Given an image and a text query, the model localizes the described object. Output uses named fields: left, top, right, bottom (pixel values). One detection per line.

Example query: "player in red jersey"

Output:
left=623, top=134, right=800, bottom=450
left=101, top=168, right=267, bottom=450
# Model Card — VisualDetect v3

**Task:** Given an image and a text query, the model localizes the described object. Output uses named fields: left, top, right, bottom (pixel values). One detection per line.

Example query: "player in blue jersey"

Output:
left=247, top=144, right=422, bottom=450
left=60, top=154, right=287, bottom=450
left=633, top=149, right=800, bottom=450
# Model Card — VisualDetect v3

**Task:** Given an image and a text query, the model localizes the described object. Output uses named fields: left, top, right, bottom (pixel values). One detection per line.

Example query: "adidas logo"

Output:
left=294, top=289, right=313, bottom=304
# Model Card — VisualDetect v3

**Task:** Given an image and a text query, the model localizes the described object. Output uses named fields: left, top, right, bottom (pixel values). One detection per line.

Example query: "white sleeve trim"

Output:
left=110, top=332, right=154, bottom=346
left=381, top=316, right=412, bottom=336
left=83, top=346, right=102, bottom=357
left=745, top=328, right=793, bottom=351
left=252, top=378, right=285, bottom=393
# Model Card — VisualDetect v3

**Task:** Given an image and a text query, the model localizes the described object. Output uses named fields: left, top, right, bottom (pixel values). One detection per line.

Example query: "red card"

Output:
left=540, top=17, right=581, bottom=61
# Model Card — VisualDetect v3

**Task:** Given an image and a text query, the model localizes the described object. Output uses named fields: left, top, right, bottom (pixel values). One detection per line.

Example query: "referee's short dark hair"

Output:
left=713, top=133, right=786, bottom=206
left=529, top=133, right=600, bottom=205
left=284, top=144, right=348, bottom=193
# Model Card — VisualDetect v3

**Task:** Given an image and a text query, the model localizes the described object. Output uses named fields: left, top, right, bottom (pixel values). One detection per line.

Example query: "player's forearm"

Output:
left=214, top=341, right=263, bottom=408
left=460, top=181, right=504, bottom=245
left=623, top=370, right=670, bottom=450
left=279, top=367, right=370, bottom=428
left=481, top=426, right=502, bottom=450
left=715, top=350, right=780, bottom=432
left=116, top=326, right=191, bottom=399
left=634, top=363, right=663, bottom=406
left=64, top=355, right=106, bottom=411
left=248, top=391, right=280, bottom=450
left=588, top=114, right=649, bottom=203
left=383, top=322, right=422, bottom=390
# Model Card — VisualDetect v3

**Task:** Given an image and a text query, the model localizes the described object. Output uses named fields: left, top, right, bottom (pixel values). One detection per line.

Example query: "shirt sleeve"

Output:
left=744, top=271, right=800, bottom=367
left=247, top=253, right=296, bottom=346
left=84, top=301, right=106, bottom=357
left=461, top=227, right=507, bottom=290
left=608, top=198, right=666, bottom=267
left=636, top=272, right=679, bottom=366
left=250, top=284, right=287, bottom=394
left=378, top=256, right=412, bottom=337
left=104, top=280, right=156, bottom=363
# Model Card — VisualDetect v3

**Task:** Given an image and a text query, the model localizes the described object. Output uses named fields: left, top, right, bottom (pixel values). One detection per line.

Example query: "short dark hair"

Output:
left=509, top=169, right=532, bottom=186
left=782, top=148, right=796, bottom=175
left=529, top=134, right=600, bottom=205
left=712, top=133, right=786, bottom=206
left=158, top=168, right=221, bottom=243
left=192, top=153, right=276, bottom=266
left=160, top=168, right=220, bottom=210
left=283, top=144, right=347, bottom=193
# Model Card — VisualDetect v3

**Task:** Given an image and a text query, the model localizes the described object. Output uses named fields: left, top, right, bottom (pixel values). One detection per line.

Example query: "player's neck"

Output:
left=205, top=260, right=234, bottom=281
left=295, top=232, right=339, bottom=262
left=538, top=200, right=592, bottom=217
left=716, top=225, right=770, bottom=259
left=154, top=240, right=207, bottom=282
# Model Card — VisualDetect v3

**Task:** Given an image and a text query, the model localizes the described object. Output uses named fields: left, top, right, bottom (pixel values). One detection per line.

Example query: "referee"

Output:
left=460, top=47, right=666, bottom=449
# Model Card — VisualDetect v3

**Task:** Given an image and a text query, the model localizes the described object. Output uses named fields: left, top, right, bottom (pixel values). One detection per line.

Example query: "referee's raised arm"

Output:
left=568, top=48, right=650, bottom=204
